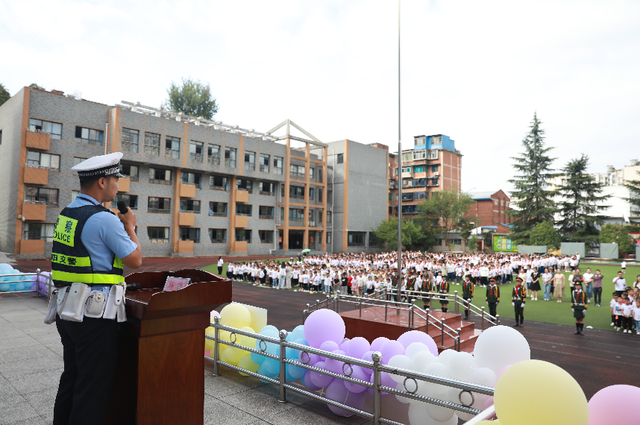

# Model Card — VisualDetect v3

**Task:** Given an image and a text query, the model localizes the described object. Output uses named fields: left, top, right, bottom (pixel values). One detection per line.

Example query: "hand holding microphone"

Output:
left=117, top=201, right=137, bottom=229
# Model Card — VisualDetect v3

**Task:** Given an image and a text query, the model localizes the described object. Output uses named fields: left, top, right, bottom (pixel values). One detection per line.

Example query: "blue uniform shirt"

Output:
left=66, top=194, right=137, bottom=272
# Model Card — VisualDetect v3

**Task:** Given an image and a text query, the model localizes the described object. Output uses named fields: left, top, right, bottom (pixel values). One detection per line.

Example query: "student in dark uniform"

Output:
left=571, top=280, right=588, bottom=335
left=512, top=277, right=527, bottom=327
left=462, top=274, right=474, bottom=320
left=486, top=277, right=500, bottom=317
left=439, top=277, right=450, bottom=313
left=422, top=273, right=435, bottom=310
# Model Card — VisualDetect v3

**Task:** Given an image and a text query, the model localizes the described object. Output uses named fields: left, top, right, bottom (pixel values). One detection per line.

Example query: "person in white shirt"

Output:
left=582, top=268, right=594, bottom=303
left=217, top=256, right=224, bottom=275
left=632, top=300, right=640, bottom=335
left=613, top=271, right=626, bottom=297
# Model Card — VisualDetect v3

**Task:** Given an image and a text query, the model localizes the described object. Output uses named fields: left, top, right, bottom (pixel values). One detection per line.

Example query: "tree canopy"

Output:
left=417, top=187, right=474, bottom=237
left=165, top=78, right=218, bottom=120
left=373, top=217, right=435, bottom=251
left=529, top=220, right=560, bottom=248
left=508, top=113, right=557, bottom=244
left=599, top=224, right=634, bottom=255
left=0, top=83, right=10, bottom=107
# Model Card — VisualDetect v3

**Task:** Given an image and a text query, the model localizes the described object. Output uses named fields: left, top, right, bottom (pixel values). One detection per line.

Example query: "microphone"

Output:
left=117, top=201, right=128, bottom=215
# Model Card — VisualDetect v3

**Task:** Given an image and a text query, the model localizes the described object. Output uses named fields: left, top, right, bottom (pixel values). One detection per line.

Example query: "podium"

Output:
left=103, top=269, right=232, bottom=425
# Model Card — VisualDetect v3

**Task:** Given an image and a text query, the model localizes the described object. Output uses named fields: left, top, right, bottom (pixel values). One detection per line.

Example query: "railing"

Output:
left=209, top=184, right=226, bottom=191
left=209, top=211, right=227, bottom=217
left=244, top=162, right=256, bottom=171
left=259, top=215, right=274, bottom=220
left=207, top=316, right=494, bottom=425
left=274, top=167, right=283, bottom=175
left=165, top=148, right=180, bottom=159
left=259, top=190, right=274, bottom=196
left=0, top=269, right=52, bottom=299
left=149, top=178, right=172, bottom=185
left=190, top=152, right=203, bottom=162
left=208, top=156, right=221, bottom=165
left=290, top=172, right=305, bottom=180
left=259, top=164, right=270, bottom=173
left=225, top=159, right=236, bottom=168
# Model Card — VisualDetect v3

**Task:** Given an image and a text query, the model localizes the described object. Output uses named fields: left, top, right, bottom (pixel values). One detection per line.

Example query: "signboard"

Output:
left=493, top=235, right=517, bottom=252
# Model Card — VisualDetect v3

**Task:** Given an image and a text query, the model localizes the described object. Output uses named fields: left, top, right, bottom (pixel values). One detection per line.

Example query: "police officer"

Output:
left=462, top=274, right=474, bottom=320
left=439, top=275, right=450, bottom=313
left=571, top=280, right=587, bottom=335
left=486, top=277, right=500, bottom=317
left=512, top=276, right=527, bottom=327
left=52, top=152, right=142, bottom=425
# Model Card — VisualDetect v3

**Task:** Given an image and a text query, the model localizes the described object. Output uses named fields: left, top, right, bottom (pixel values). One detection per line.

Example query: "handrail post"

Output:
left=35, top=268, right=41, bottom=299
left=425, top=307, right=430, bottom=333
left=278, top=329, right=288, bottom=403
left=481, top=306, right=486, bottom=330
left=496, top=314, right=500, bottom=325
left=385, top=301, right=388, bottom=322
left=456, top=328, right=462, bottom=352
left=213, top=315, right=220, bottom=376
left=372, top=351, right=382, bottom=424
left=359, top=298, right=362, bottom=318
left=454, top=290, right=459, bottom=314
left=440, top=318, right=445, bottom=348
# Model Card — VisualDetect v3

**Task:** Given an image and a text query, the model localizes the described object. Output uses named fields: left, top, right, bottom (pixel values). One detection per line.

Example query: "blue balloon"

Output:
left=287, top=363, right=307, bottom=380
left=250, top=351, right=267, bottom=365
left=263, top=357, right=280, bottom=377
left=0, top=283, right=10, bottom=291
left=0, top=263, right=13, bottom=273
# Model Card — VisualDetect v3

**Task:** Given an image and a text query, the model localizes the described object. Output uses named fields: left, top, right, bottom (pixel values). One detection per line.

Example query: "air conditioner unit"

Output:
left=434, top=172, right=440, bottom=176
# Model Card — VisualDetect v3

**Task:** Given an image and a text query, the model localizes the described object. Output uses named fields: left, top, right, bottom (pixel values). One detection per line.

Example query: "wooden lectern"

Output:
left=103, top=269, right=232, bottom=425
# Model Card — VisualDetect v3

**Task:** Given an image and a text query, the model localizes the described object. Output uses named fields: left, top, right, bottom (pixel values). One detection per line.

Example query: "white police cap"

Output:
left=71, top=152, right=125, bottom=181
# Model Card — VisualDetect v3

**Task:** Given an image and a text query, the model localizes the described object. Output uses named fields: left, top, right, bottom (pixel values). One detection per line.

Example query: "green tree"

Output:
left=508, top=113, right=557, bottom=245
left=417, top=188, right=474, bottom=239
left=529, top=220, right=560, bottom=248
left=556, top=154, right=610, bottom=247
left=165, top=78, right=218, bottom=120
left=373, top=217, right=435, bottom=251
left=467, top=235, right=479, bottom=251
left=0, top=83, right=10, bottom=107
left=599, top=224, right=634, bottom=256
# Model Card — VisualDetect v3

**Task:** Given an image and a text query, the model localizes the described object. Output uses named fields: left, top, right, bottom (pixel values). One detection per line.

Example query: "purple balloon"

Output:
left=319, top=340, right=340, bottom=360
left=340, top=338, right=350, bottom=352
left=367, top=371, right=394, bottom=396
left=325, top=349, right=346, bottom=375
left=380, top=340, right=405, bottom=364
left=371, top=337, right=389, bottom=352
left=397, top=330, right=438, bottom=357
left=325, top=379, right=366, bottom=417
left=298, top=350, right=320, bottom=367
left=304, top=309, right=346, bottom=348
left=347, top=337, right=370, bottom=360
left=344, top=365, right=369, bottom=394
left=589, top=385, right=640, bottom=425
left=303, top=370, right=322, bottom=391
left=361, top=351, right=374, bottom=377
left=309, top=361, right=334, bottom=388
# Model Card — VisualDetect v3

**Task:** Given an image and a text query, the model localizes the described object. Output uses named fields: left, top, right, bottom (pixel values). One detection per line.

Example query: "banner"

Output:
left=493, top=235, right=517, bottom=252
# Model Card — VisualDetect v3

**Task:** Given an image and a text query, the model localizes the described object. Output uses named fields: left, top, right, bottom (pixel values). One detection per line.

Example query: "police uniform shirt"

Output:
left=66, top=194, right=138, bottom=271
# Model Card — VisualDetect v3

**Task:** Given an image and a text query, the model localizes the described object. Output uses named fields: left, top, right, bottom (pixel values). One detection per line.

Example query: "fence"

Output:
left=0, top=269, right=52, bottom=298
left=206, top=316, right=496, bottom=424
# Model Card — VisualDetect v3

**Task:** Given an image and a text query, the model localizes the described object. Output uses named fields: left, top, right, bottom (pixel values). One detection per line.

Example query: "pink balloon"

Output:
left=326, top=379, right=366, bottom=417
left=371, top=337, right=389, bottom=352
left=589, top=385, right=640, bottom=425
left=397, top=330, right=438, bottom=357
left=484, top=396, right=494, bottom=409
left=304, top=309, right=346, bottom=348
left=380, top=340, right=405, bottom=364
left=347, top=337, right=371, bottom=360
left=498, top=364, right=511, bottom=378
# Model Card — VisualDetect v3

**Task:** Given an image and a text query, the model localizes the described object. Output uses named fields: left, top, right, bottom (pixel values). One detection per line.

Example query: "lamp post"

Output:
left=396, top=0, right=403, bottom=303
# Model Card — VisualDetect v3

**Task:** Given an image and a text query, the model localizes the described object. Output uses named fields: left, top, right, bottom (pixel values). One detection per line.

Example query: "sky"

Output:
left=2, top=0, right=639, bottom=195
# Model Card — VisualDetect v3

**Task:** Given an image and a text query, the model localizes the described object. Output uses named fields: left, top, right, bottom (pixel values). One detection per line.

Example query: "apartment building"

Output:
left=466, top=190, right=513, bottom=233
left=0, top=87, right=331, bottom=258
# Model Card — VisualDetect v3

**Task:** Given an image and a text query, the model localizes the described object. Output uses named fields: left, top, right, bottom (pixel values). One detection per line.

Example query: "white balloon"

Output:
left=395, top=381, right=412, bottom=404
left=388, top=354, right=413, bottom=383
left=436, top=349, right=457, bottom=366
left=421, top=362, right=451, bottom=395
left=448, top=351, right=477, bottom=381
left=408, top=403, right=458, bottom=425
left=469, top=367, right=498, bottom=388
left=412, top=350, right=437, bottom=373
left=425, top=389, right=455, bottom=422
left=473, top=325, right=530, bottom=374
left=405, top=342, right=429, bottom=359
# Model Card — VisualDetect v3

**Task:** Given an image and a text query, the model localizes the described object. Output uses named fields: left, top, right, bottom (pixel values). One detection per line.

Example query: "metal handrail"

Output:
left=0, top=269, right=52, bottom=299
left=207, top=316, right=494, bottom=425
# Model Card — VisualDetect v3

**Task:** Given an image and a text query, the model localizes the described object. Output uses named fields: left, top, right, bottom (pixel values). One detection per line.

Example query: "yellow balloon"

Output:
left=238, top=353, right=259, bottom=377
left=494, top=360, right=588, bottom=425
left=220, top=303, right=252, bottom=328
left=225, top=347, right=245, bottom=365
left=239, top=326, right=257, bottom=349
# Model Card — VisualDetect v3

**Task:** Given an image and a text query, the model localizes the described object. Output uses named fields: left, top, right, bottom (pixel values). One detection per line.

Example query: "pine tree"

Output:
left=508, top=113, right=557, bottom=244
left=556, top=154, right=610, bottom=247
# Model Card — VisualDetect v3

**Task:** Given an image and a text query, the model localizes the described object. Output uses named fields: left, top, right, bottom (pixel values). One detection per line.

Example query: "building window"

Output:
left=181, top=171, right=202, bottom=188
left=149, top=167, right=172, bottom=184
left=25, top=187, right=58, bottom=206
left=165, top=136, right=181, bottom=159
left=258, top=181, right=275, bottom=196
left=209, top=175, right=228, bottom=191
left=209, top=228, right=226, bottom=243
left=369, top=232, right=384, bottom=248
left=494, top=199, right=499, bottom=206
left=318, top=188, right=323, bottom=203
left=114, top=194, right=138, bottom=210
left=259, top=154, right=270, bottom=173
left=189, top=140, right=204, bottom=162
left=431, top=165, right=439, bottom=172
left=244, top=151, right=256, bottom=170
left=348, top=232, right=365, bottom=247
left=290, top=164, right=305, bottom=179
left=318, top=167, right=323, bottom=183
left=309, top=168, right=315, bottom=181
left=432, top=179, right=439, bottom=186
left=29, top=119, right=62, bottom=139
left=309, top=188, right=315, bottom=200
left=327, top=211, right=332, bottom=223
left=22, top=223, right=55, bottom=241
left=144, top=132, right=161, bottom=156
left=121, top=128, right=139, bottom=153
left=280, top=207, right=284, bottom=221
left=225, top=147, right=237, bottom=167
left=147, top=227, right=170, bottom=243
left=235, top=229, right=251, bottom=243
left=75, top=126, right=104, bottom=146
left=208, top=144, right=221, bottom=165
left=450, top=238, right=462, bottom=246
left=120, top=163, right=139, bottom=181
left=259, top=230, right=274, bottom=244
left=148, top=197, right=171, bottom=213
left=290, top=186, right=304, bottom=199
left=259, top=206, right=274, bottom=219
left=414, top=166, right=424, bottom=173
left=273, top=156, right=284, bottom=175
left=179, top=227, right=200, bottom=243
left=289, top=208, right=304, bottom=222
left=337, top=153, right=344, bottom=164
left=26, top=151, right=60, bottom=170
left=208, top=202, right=228, bottom=217
left=180, top=199, right=201, bottom=214
left=236, top=178, right=253, bottom=193
left=236, top=204, right=252, bottom=216
left=327, top=232, right=332, bottom=244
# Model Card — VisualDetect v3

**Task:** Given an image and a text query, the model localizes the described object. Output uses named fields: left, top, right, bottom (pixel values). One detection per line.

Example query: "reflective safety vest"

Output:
left=51, top=204, right=124, bottom=287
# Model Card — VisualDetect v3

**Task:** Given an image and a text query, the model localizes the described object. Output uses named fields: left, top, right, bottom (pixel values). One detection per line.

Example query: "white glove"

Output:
left=512, top=302, right=515, bottom=307
left=521, top=304, right=525, bottom=309
left=583, top=310, right=586, bottom=316
left=572, top=308, right=574, bottom=313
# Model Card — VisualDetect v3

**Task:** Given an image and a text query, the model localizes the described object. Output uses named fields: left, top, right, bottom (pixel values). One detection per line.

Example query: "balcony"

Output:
left=19, top=239, right=45, bottom=255
left=179, top=212, right=195, bottom=226
left=118, top=177, right=130, bottom=193
left=24, top=167, right=48, bottom=185
left=235, top=215, right=248, bottom=228
left=290, top=172, right=305, bottom=180
left=22, top=203, right=47, bottom=221
left=180, top=183, right=196, bottom=198
left=25, top=131, right=50, bottom=150
left=177, top=240, right=194, bottom=254
left=236, top=190, right=249, bottom=203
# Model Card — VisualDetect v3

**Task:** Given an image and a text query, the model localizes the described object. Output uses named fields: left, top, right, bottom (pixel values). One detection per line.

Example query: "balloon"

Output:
left=239, top=326, right=257, bottom=350
left=421, top=362, right=452, bottom=394
left=398, top=330, right=438, bottom=357
left=325, top=379, right=366, bottom=417
left=0, top=283, right=9, bottom=292
left=287, top=363, right=307, bottom=381
left=238, top=353, right=259, bottom=376
left=340, top=338, right=350, bottom=352
left=309, top=361, right=334, bottom=388
left=0, top=263, right=13, bottom=273
left=303, top=369, right=322, bottom=391
left=474, top=325, right=530, bottom=375
left=412, top=349, right=437, bottom=373
left=426, top=389, right=455, bottom=422
left=370, top=337, right=389, bottom=352
left=204, top=328, right=218, bottom=352
left=303, top=309, right=346, bottom=348
left=224, top=347, right=245, bottom=365
left=219, top=303, right=252, bottom=328
left=290, top=324, right=305, bottom=340
left=298, top=350, right=320, bottom=367
left=346, top=337, right=370, bottom=360
left=448, top=351, right=477, bottom=381
left=360, top=351, right=374, bottom=377
left=343, top=365, right=369, bottom=394
left=325, top=350, right=347, bottom=375
left=588, top=385, right=640, bottom=425
left=319, top=340, right=340, bottom=360
left=380, top=340, right=405, bottom=364
left=262, top=357, right=280, bottom=377
left=405, top=342, right=428, bottom=360
left=494, top=360, right=588, bottom=425
left=498, top=364, right=511, bottom=378
left=436, top=349, right=457, bottom=367
left=287, top=337, right=307, bottom=360
left=210, top=309, right=220, bottom=319
left=388, top=355, right=413, bottom=383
